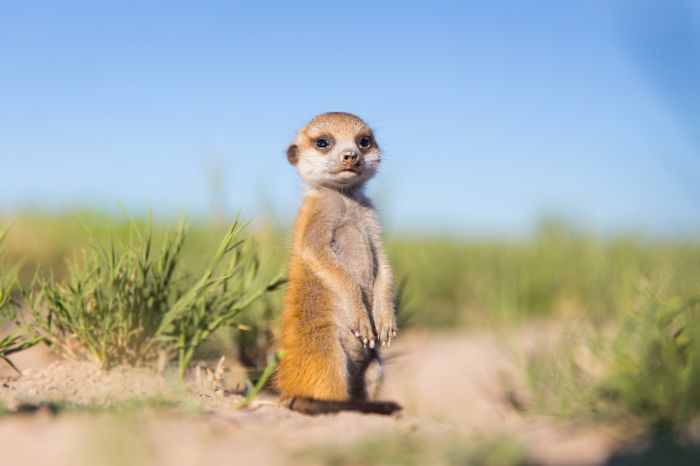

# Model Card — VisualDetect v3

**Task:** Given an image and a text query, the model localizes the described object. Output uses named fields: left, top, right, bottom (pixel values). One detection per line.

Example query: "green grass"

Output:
left=235, top=349, right=282, bottom=408
left=0, top=224, right=42, bottom=371
left=12, top=215, right=283, bottom=377
left=526, top=295, right=700, bottom=432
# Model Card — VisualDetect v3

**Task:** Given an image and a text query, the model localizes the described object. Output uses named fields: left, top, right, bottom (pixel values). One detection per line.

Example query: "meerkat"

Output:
left=277, top=112, right=400, bottom=415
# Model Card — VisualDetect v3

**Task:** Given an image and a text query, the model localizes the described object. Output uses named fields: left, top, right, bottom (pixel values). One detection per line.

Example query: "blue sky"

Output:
left=1, top=0, right=698, bottom=236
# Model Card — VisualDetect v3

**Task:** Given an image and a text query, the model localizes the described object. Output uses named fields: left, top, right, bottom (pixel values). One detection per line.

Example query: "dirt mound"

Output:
left=1, top=360, right=174, bottom=408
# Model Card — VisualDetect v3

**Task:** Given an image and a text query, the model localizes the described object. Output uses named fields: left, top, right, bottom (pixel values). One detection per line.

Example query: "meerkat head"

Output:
left=287, top=112, right=381, bottom=190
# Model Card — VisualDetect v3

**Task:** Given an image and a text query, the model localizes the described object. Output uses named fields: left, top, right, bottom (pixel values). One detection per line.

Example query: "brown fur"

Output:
left=278, top=196, right=350, bottom=400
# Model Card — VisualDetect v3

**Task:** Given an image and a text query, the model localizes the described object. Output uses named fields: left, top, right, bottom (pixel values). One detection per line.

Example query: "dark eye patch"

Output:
left=315, top=139, right=330, bottom=149
left=359, top=137, right=372, bottom=149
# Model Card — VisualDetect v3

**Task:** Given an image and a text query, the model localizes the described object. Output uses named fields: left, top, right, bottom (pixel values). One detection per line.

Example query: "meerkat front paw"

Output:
left=375, top=306, right=397, bottom=348
left=350, top=313, right=375, bottom=349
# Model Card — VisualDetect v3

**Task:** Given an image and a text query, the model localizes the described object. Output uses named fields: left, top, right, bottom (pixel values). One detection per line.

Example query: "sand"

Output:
left=0, top=327, right=630, bottom=466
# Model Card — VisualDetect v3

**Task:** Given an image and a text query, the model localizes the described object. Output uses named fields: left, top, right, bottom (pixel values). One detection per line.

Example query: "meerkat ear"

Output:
left=287, top=144, right=300, bottom=165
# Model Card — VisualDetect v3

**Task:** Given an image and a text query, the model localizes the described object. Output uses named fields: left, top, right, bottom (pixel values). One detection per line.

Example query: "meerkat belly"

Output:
left=332, top=222, right=377, bottom=367
left=332, top=223, right=376, bottom=301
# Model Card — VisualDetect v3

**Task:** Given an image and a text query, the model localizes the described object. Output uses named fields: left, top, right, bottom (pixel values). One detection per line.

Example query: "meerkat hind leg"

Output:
left=295, top=336, right=349, bottom=400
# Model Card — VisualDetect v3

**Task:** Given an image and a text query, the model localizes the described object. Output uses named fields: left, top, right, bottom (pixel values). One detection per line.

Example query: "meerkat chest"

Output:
left=332, top=203, right=377, bottom=290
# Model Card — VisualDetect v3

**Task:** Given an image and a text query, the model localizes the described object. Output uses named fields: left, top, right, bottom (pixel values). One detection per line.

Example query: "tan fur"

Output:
left=277, top=112, right=397, bottom=402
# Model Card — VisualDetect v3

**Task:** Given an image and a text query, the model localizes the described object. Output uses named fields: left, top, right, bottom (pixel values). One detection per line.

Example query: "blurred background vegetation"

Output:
left=4, top=212, right=698, bottom=329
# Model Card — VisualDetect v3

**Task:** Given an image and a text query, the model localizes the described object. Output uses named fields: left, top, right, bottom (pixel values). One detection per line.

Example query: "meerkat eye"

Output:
left=359, top=137, right=372, bottom=149
left=315, top=139, right=330, bottom=149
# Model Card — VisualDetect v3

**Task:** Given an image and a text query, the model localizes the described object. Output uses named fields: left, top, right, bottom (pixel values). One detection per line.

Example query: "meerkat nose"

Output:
left=342, top=151, right=358, bottom=164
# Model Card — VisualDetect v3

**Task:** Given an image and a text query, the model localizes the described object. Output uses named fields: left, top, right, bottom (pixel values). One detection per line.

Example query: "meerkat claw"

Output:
left=369, top=339, right=375, bottom=349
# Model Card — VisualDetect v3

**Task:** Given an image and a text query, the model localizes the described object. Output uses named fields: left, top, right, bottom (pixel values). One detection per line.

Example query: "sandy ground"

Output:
left=0, top=327, right=632, bottom=466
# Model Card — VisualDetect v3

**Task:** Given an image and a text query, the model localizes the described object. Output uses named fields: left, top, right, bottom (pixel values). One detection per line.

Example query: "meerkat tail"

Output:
left=286, top=397, right=402, bottom=416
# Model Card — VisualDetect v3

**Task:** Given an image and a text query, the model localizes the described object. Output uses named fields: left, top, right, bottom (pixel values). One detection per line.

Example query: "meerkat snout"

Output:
left=341, top=150, right=359, bottom=165
left=287, top=112, right=381, bottom=189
